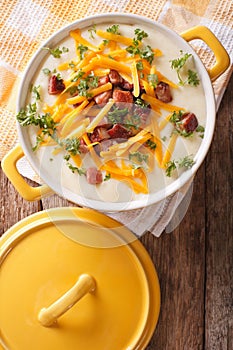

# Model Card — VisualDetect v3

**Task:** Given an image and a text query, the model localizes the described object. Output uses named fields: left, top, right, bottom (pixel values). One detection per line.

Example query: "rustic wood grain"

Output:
left=143, top=162, right=206, bottom=350
left=0, top=171, right=41, bottom=236
left=205, top=77, right=233, bottom=350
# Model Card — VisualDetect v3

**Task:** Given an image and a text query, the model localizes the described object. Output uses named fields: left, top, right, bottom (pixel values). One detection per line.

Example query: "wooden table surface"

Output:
left=0, top=76, right=232, bottom=350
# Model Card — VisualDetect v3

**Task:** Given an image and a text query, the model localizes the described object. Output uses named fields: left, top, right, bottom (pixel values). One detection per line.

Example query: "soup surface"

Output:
left=18, top=21, right=206, bottom=205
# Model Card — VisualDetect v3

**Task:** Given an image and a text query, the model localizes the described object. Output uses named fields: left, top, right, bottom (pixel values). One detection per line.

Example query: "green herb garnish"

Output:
left=63, top=137, right=80, bottom=156
left=88, top=25, right=96, bottom=39
left=103, top=39, right=110, bottom=46
left=129, top=151, right=149, bottom=164
left=134, top=28, right=148, bottom=43
left=140, top=45, right=154, bottom=64
left=187, top=69, right=200, bottom=86
left=146, top=139, right=157, bottom=150
left=165, top=160, right=177, bottom=177
left=196, top=125, right=205, bottom=138
left=77, top=44, right=88, bottom=60
left=136, top=61, right=144, bottom=70
left=43, top=46, right=69, bottom=58
left=66, top=162, right=86, bottom=175
left=134, top=98, right=149, bottom=108
left=165, top=155, right=195, bottom=177
left=108, top=106, right=128, bottom=124
left=16, top=104, right=56, bottom=131
left=147, top=73, right=158, bottom=87
left=106, top=24, right=120, bottom=35
left=126, top=28, right=154, bottom=64
left=30, top=85, right=41, bottom=100
left=71, top=69, right=85, bottom=82
left=42, top=68, right=51, bottom=76
left=170, top=50, right=200, bottom=86
left=104, top=173, right=111, bottom=181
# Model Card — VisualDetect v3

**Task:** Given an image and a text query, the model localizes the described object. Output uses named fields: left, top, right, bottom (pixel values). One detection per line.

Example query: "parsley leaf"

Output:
left=136, top=61, right=144, bottom=71
left=104, top=173, right=111, bottom=181
left=16, top=104, right=56, bottom=131
left=63, top=137, right=80, bottom=156
left=147, top=73, right=158, bottom=87
left=178, top=155, right=195, bottom=169
left=66, top=162, right=86, bottom=175
left=134, top=28, right=148, bottom=42
left=187, top=69, right=200, bottom=86
left=165, top=155, right=195, bottom=177
left=106, top=24, right=120, bottom=34
left=88, top=25, right=96, bottom=39
left=196, top=125, right=205, bottom=138
left=146, top=139, right=157, bottom=150
left=129, top=151, right=149, bottom=169
left=126, top=28, right=153, bottom=63
left=165, top=160, right=177, bottom=177
left=103, top=39, right=110, bottom=46
left=170, top=50, right=200, bottom=86
left=71, top=69, right=85, bottom=82
left=77, top=44, right=88, bottom=60
left=30, top=85, right=41, bottom=100
left=42, top=68, right=51, bottom=76
left=140, top=45, right=154, bottom=64
left=108, top=106, right=128, bottom=124
left=43, top=46, right=69, bottom=58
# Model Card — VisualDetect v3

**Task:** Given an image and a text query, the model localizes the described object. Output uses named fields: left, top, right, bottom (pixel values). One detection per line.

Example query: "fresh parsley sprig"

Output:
left=165, top=155, right=195, bottom=177
left=88, top=25, right=96, bottom=39
left=106, top=24, right=120, bottom=35
left=16, top=103, right=56, bottom=130
left=30, top=85, right=41, bottom=101
left=42, top=46, right=69, bottom=58
left=126, top=28, right=154, bottom=64
left=170, top=50, right=200, bottom=86
left=129, top=151, right=149, bottom=164
left=65, top=162, right=86, bottom=175
left=146, top=139, right=157, bottom=150
left=63, top=137, right=81, bottom=156
left=77, top=44, right=88, bottom=60
left=107, top=106, right=129, bottom=124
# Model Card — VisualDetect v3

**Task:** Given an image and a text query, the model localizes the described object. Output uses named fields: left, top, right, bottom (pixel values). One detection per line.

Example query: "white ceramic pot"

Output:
left=2, top=14, right=230, bottom=211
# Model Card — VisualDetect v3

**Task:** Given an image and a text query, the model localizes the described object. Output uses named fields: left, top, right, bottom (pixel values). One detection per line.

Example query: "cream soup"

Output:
left=19, top=22, right=206, bottom=205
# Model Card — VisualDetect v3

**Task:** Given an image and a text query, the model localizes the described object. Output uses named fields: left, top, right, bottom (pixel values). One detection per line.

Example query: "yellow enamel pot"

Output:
left=0, top=207, right=160, bottom=350
left=2, top=13, right=230, bottom=211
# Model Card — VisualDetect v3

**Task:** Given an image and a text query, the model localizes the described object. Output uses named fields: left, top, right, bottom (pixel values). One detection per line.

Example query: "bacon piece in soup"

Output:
left=112, top=88, right=134, bottom=104
left=48, top=75, right=65, bottom=95
left=109, top=69, right=123, bottom=85
left=98, top=75, right=110, bottom=86
left=155, top=81, right=172, bottom=103
left=86, top=167, right=103, bottom=184
left=180, top=112, right=198, bottom=133
left=94, top=90, right=112, bottom=105
left=107, top=123, right=132, bottom=139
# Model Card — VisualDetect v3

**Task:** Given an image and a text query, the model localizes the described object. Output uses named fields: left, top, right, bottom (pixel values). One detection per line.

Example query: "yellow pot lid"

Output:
left=0, top=208, right=160, bottom=350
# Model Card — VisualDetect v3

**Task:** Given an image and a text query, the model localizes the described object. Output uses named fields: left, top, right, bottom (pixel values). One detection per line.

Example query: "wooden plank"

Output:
left=0, top=168, right=41, bottom=236
left=142, top=162, right=206, bottom=349
left=205, top=76, right=233, bottom=349
left=41, top=193, right=76, bottom=210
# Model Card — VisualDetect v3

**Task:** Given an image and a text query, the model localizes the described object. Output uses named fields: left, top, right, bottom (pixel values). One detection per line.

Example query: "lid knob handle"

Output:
left=38, top=274, right=96, bottom=327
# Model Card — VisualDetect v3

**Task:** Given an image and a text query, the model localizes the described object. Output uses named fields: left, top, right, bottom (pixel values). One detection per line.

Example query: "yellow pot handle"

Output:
left=38, top=274, right=96, bottom=327
left=181, top=26, right=230, bottom=81
left=2, top=144, right=53, bottom=201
